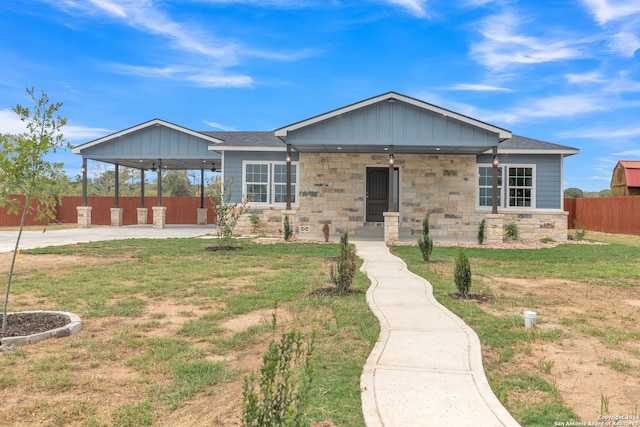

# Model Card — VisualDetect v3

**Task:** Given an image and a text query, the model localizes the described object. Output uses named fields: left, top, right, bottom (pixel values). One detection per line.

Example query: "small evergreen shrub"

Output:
left=453, top=246, right=472, bottom=298
left=330, top=231, right=357, bottom=295
left=573, top=220, right=586, bottom=241
left=283, top=215, right=293, bottom=241
left=417, top=212, right=433, bottom=261
left=242, top=330, right=315, bottom=427
left=249, top=213, right=261, bottom=234
left=322, top=223, right=330, bottom=242
left=477, top=218, right=487, bottom=245
left=505, top=222, right=520, bottom=241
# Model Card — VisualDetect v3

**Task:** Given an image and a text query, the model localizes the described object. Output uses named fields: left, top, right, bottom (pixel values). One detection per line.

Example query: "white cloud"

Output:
left=580, top=0, right=640, bottom=25
left=566, top=71, right=605, bottom=84
left=381, top=0, right=428, bottom=17
left=470, top=12, right=585, bottom=70
left=560, top=125, right=640, bottom=139
left=1, top=108, right=110, bottom=142
left=110, top=64, right=254, bottom=87
left=449, top=83, right=512, bottom=92
left=609, top=31, right=640, bottom=57
left=204, top=121, right=236, bottom=131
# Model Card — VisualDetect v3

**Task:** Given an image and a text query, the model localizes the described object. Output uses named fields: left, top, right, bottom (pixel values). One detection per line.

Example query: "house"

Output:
left=73, top=92, right=579, bottom=243
left=611, top=160, right=640, bottom=196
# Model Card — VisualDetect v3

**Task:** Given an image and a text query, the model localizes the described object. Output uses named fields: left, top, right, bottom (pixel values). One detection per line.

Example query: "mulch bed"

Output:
left=310, top=287, right=364, bottom=297
left=0, top=312, right=70, bottom=339
left=205, top=246, right=243, bottom=252
left=449, top=292, right=494, bottom=304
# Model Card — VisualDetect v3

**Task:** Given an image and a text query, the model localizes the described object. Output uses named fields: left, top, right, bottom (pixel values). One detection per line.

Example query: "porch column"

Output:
left=111, top=164, right=123, bottom=226
left=156, top=159, right=163, bottom=206
left=383, top=212, right=399, bottom=245
left=286, top=144, right=292, bottom=210
left=492, top=146, right=499, bottom=214
left=78, top=156, right=91, bottom=228
left=388, top=146, right=395, bottom=212
left=153, top=159, right=166, bottom=229
left=197, top=168, right=208, bottom=225
left=137, top=169, right=147, bottom=224
left=81, top=157, right=87, bottom=207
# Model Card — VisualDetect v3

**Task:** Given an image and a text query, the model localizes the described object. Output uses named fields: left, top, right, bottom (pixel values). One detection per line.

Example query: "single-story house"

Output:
left=73, top=91, right=579, bottom=243
left=611, top=160, right=640, bottom=196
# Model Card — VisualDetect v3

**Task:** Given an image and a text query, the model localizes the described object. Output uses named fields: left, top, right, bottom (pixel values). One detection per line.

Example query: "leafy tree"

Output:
left=163, top=170, right=194, bottom=197
left=599, top=189, right=612, bottom=197
left=0, top=88, right=68, bottom=330
left=564, top=187, right=585, bottom=198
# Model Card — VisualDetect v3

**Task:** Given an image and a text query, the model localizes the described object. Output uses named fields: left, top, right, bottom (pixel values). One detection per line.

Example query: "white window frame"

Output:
left=242, top=160, right=299, bottom=207
left=477, top=164, right=536, bottom=210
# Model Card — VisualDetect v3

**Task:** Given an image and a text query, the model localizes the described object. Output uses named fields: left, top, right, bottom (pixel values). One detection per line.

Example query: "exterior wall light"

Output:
left=286, top=151, right=292, bottom=163
left=389, top=153, right=395, bottom=165
left=492, top=155, right=499, bottom=167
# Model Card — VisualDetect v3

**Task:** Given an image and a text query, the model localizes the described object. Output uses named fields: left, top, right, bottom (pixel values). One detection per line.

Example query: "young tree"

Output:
left=0, top=88, right=68, bottom=330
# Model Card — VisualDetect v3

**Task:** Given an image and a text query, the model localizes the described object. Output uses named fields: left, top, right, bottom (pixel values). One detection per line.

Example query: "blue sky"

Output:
left=1, top=0, right=639, bottom=191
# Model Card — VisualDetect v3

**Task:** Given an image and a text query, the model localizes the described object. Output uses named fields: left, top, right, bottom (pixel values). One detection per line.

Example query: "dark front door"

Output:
left=366, top=167, right=389, bottom=222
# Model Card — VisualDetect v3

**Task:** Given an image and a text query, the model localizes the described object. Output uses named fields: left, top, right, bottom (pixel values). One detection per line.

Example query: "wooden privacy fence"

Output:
left=564, top=196, right=640, bottom=236
left=0, top=195, right=217, bottom=226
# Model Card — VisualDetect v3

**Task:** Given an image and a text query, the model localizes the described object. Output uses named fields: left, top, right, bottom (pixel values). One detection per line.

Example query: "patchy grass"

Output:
left=0, top=239, right=378, bottom=426
left=392, top=233, right=640, bottom=426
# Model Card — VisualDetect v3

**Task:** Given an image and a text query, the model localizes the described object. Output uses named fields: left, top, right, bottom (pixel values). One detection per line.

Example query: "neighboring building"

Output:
left=611, top=160, right=640, bottom=196
left=73, top=92, right=579, bottom=243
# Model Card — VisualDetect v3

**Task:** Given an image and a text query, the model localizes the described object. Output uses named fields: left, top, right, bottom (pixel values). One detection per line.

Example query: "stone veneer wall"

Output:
left=232, top=152, right=569, bottom=242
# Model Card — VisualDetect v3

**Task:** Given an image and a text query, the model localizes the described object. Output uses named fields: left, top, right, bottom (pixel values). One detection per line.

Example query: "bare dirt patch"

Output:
left=486, top=276, right=640, bottom=421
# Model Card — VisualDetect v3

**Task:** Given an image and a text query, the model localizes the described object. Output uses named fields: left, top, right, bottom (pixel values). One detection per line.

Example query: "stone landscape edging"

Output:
left=0, top=310, right=82, bottom=346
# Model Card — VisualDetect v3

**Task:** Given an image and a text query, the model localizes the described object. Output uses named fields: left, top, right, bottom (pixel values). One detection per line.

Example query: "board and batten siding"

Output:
left=222, top=151, right=299, bottom=203
left=477, top=153, right=562, bottom=209
left=82, top=126, right=219, bottom=161
left=288, top=100, right=499, bottom=147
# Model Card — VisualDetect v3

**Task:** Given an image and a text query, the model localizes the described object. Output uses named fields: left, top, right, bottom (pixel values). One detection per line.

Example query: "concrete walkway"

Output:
left=355, top=240, right=521, bottom=427
left=0, top=225, right=213, bottom=253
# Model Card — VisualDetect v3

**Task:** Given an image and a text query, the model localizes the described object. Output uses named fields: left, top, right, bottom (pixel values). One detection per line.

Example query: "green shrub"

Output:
left=573, top=220, right=586, bottom=241
left=453, top=246, right=472, bottom=298
left=477, top=218, right=487, bottom=245
left=249, top=213, right=261, bottom=233
left=417, top=212, right=433, bottom=261
left=283, top=216, right=293, bottom=241
left=505, top=222, right=519, bottom=241
left=330, top=231, right=357, bottom=295
left=242, top=330, right=315, bottom=427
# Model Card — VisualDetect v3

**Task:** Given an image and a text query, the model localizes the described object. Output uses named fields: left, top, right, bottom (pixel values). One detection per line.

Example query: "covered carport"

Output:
left=72, top=119, right=222, bottom=228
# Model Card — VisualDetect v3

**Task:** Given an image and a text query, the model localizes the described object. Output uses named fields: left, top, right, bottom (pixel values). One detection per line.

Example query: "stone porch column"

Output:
left=152, top=206, right=167, bottom=229
left=383, top=212, right=400, bottom=245
left=197, top=208, right=208, bottom=225
left=484, top=214, right=504, bottom=245
left=110, top=208, right=123, bottom=226
left=76, top=206, right=92, bottom=228
left=137, top=208, right=148, bottom=225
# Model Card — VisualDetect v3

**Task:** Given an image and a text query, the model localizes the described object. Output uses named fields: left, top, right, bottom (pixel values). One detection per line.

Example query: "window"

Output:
left=245, top=163, right=268, bottom=203
left=478, top=166, right=502, bottom=207
left=478, top=165, right=535, bottom=209
left=243, top=161, right=298, bottom=205
left=508, top=167, right=533, bottom=207
left=273, top=164, right=296, bottom=204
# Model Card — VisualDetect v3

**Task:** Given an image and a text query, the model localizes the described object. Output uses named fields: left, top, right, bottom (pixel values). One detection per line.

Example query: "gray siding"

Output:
left=289, top=100, right=498, bottom=147
left=223, top=151, right=299, bottom=203
left=83, top=126, right=219, bottom=161
left=477, top=153, right=562, bottom=209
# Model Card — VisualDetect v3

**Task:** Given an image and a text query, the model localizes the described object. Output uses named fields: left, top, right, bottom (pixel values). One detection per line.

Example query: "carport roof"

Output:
left=72, top=119, right=223, bottom=170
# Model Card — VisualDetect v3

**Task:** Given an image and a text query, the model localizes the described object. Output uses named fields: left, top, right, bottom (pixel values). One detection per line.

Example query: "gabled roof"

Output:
left=72, top=118, right=223, bottom=153
left=204, top=131, right=286, bottom=152
left=495, top=135, right=579, bottom=156
left=616, top=160, right=640, bottom=187
left=275, top=91, right=512, bottom=141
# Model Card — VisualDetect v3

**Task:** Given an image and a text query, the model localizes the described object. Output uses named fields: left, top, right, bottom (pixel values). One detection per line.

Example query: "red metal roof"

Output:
left=625, top=168, right=640, bottom=187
